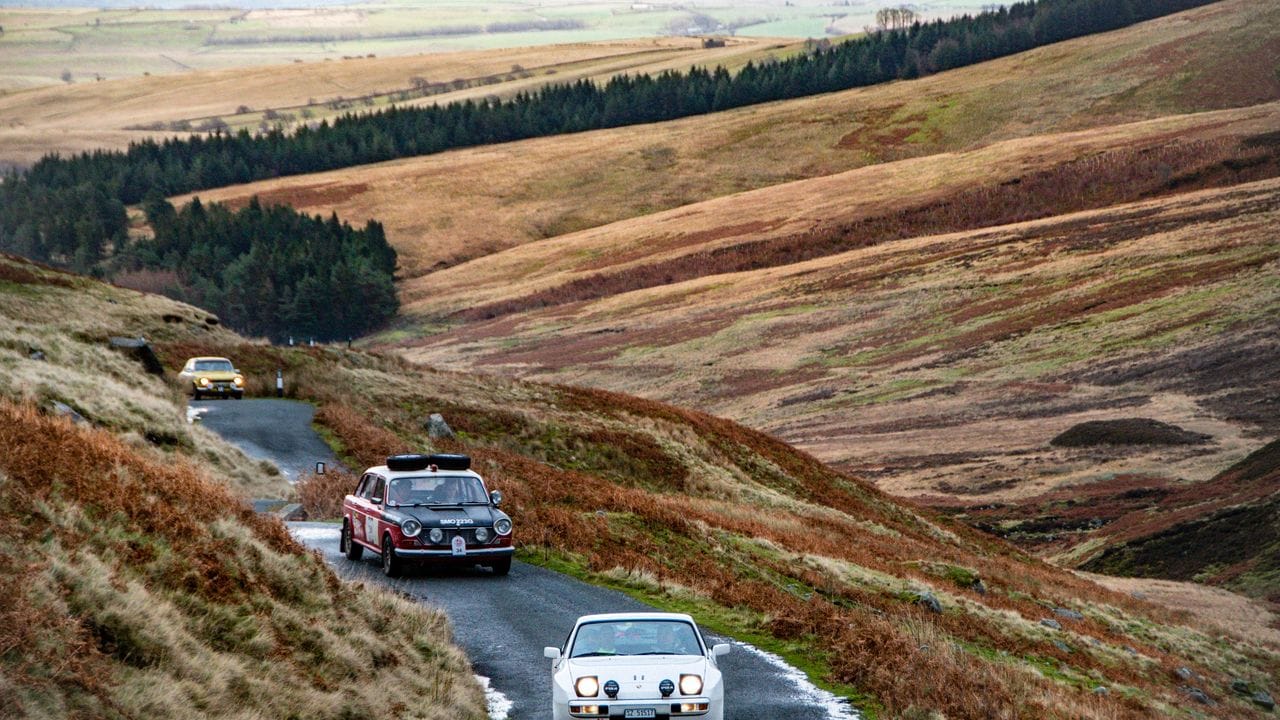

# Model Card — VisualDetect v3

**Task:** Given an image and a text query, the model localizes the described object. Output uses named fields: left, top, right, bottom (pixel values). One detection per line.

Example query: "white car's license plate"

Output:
left=624, top=710, right=656, bottom=719
left=451, top=535, right=467, bottom=556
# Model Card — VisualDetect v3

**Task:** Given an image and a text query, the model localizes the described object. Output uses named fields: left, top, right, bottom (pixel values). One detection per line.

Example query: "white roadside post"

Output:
left=276, top=368, right=284, bottom=398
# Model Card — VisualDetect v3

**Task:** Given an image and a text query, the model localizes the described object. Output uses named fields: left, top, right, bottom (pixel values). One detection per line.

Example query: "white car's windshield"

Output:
left=570, top=620, right=702, bottom=658
left=386, top=475, right=488, bottom=506
left=194, top=359, right=234, bottom=372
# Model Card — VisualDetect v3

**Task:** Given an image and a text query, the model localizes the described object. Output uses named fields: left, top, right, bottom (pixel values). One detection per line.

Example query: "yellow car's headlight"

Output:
left=197, top=377, right=211, bottom=387
left=233, top=376, right=244, bottom=386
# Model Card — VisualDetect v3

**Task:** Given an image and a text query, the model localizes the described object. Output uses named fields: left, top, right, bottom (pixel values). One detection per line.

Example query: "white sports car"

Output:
left=545, top=612, right=730, bottom=720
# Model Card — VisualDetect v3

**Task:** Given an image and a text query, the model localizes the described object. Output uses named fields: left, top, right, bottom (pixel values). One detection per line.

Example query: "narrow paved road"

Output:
left=192, top=398, right=339, bottom=482
left=292, top=523, right=855, bottom=720
left=196, top=399, right=857, bottom=719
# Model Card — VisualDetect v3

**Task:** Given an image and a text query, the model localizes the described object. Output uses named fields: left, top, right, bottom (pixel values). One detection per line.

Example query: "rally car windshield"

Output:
left=194, top=359, right=234, bottom=372
left=570, top=620, right=703, bottom=658
left=386, top=475, right=488, bottom=506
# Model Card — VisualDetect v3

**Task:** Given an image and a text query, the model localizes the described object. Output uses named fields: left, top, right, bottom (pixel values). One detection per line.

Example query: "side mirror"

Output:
left=711, top=643, right=730, bottom=658
left=490, top=490, right=503, bottom=507
left=543, top=647, right=561, bottom=660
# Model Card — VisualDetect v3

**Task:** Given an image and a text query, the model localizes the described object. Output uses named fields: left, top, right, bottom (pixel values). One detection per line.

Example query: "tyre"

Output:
left=490, top=557, right=512, bottom=576
left=382, top=535, right=403, bottom=578
left=192, top=390, right=201, bottom=401
left=342, top=521, right=363, bottom=561
left=233, top=392, right=243, bottom=400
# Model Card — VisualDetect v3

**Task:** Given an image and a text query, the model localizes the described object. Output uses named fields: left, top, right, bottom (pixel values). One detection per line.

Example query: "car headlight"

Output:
left=197, top=377, right=210, bottom=386
left=233, top=375, right=244, bottom=386
left=474, top=527, right=490, bottom=543
left=494, top=518, right=512, bottom=535
left=679, top=674, right=703, bottom=695
left=575, top=676, right=599, bottom=698
left=400, top=519, right=422, bottom=537
left=428, top=528, right=445, bottom=544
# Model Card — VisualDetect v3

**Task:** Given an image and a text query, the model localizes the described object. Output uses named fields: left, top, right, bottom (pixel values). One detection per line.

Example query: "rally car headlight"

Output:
left=400, top=519, right=422, bottom=538
left=197, top=377, right=211, bottom=387
left=575, top=676, right=599, bottom=697
left=428, top=528, right=445, bottom=544
left=494, top=518, right=512, bottom=535
left=474, top=527, right=490, bottom=543
left=679, top=674, right=703, bottom=695
left=233, top=375, right=245, bottom=386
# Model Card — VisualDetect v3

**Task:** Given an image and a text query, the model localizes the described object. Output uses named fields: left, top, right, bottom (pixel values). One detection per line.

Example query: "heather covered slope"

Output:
left=5, top=256, right=1278, bottom=717
left=391, top=111, right=1280, bottom=501
left=158, top=330, right=1280, bottom=718
left=184, top=0, right=1280, bottom=280
left=0, top=254, right=486, bottom=719
left=1080, top=440, right=1280, bottom=601
left=392, top=155, right=1280, bottom=605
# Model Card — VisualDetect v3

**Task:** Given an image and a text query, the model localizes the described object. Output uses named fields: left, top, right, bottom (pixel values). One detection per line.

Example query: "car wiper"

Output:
left=572, top=652, right=618, bottom=657
left=635, top=651, right=679, bottom=655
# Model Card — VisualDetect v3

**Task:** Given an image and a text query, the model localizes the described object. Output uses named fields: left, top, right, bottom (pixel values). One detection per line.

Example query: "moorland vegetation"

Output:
left=0, top=254, right=484, bottom=719
left=0, top=0, right=1221, bottom=341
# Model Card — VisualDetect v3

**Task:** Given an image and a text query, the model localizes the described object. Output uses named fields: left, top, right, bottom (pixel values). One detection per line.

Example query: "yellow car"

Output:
left=177, top=356, right=245, bottom=400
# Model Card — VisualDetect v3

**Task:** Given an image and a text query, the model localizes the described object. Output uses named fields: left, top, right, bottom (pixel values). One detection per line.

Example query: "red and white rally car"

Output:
left=340, top=453, right=514, bottom=577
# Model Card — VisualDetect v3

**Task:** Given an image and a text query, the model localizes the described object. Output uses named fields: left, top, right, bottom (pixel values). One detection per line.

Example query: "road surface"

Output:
left=191, top=398, right=339, bottom=482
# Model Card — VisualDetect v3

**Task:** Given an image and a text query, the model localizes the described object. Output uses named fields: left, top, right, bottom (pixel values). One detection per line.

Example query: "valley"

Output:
left=1, top=0, right=1278, bottom=716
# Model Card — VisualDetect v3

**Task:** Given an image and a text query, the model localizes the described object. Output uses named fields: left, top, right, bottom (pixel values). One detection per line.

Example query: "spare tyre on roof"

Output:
left=428, top=453, right=471, bottom=470
left=385, top=453, right=471, bottom=471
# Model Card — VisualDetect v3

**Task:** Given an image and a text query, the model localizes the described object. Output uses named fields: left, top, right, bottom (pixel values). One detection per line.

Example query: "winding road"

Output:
left=197, top=399, right=858, bottom=720
left=192, top=398, right=339, bottom=481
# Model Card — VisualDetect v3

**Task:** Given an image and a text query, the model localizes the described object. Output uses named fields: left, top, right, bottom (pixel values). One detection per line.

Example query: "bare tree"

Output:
left=875, top=6, right=917, bottom=31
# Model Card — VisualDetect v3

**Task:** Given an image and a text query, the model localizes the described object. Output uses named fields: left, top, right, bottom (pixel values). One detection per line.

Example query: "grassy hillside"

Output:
left=0, top=253, right=486, bottom=719
left=4, top=254, right=1277, bottom=717
left=157, top=0, right=1280, bottom=607
left=154, top=331, right=1280, bottom=718
left=389, top=107, right=1280, bottom=490
left=180, top=0, right=1280, bottom=279
left=1079, top=440, right=1280, bottom=601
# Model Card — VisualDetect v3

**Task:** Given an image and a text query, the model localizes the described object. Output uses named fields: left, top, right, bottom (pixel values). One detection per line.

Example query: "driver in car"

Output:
left=389, top=479, right=413, bottom=505
left=576, top=625, right=616, bottom=656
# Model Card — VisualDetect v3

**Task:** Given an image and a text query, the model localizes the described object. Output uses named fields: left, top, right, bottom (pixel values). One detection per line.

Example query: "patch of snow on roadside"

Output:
left=186, top=405, right=208, bottom=424
left=475, top=674, right=513, bottom=720
left=288, top=524, right=338, bottom=544
left=730, top=640, right=860, bottom=720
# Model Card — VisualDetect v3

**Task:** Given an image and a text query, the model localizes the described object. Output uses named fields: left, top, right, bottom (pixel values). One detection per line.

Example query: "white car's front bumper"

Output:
left=566, top=697, right=713, bottom=718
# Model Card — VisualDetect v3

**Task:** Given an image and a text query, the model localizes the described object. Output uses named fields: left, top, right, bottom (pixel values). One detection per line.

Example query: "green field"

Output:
left=0, top=0, right=988, bottom=89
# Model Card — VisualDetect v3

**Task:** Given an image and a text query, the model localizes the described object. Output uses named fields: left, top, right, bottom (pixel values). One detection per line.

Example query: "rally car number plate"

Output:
left=451, top=535, right=467, bottom=556
left=624, top=709, right=656, bottom=719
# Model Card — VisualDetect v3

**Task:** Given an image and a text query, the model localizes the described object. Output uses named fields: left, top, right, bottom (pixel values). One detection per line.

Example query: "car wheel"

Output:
left=192, top=390, right=201, bottom=401
left=490, top=557, right=512, bottom=576
left=342, top=521, right=363, bottom=561
left=381, top=535, right=403, bottom=578
left=234, top=392, right=243, bottom=400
